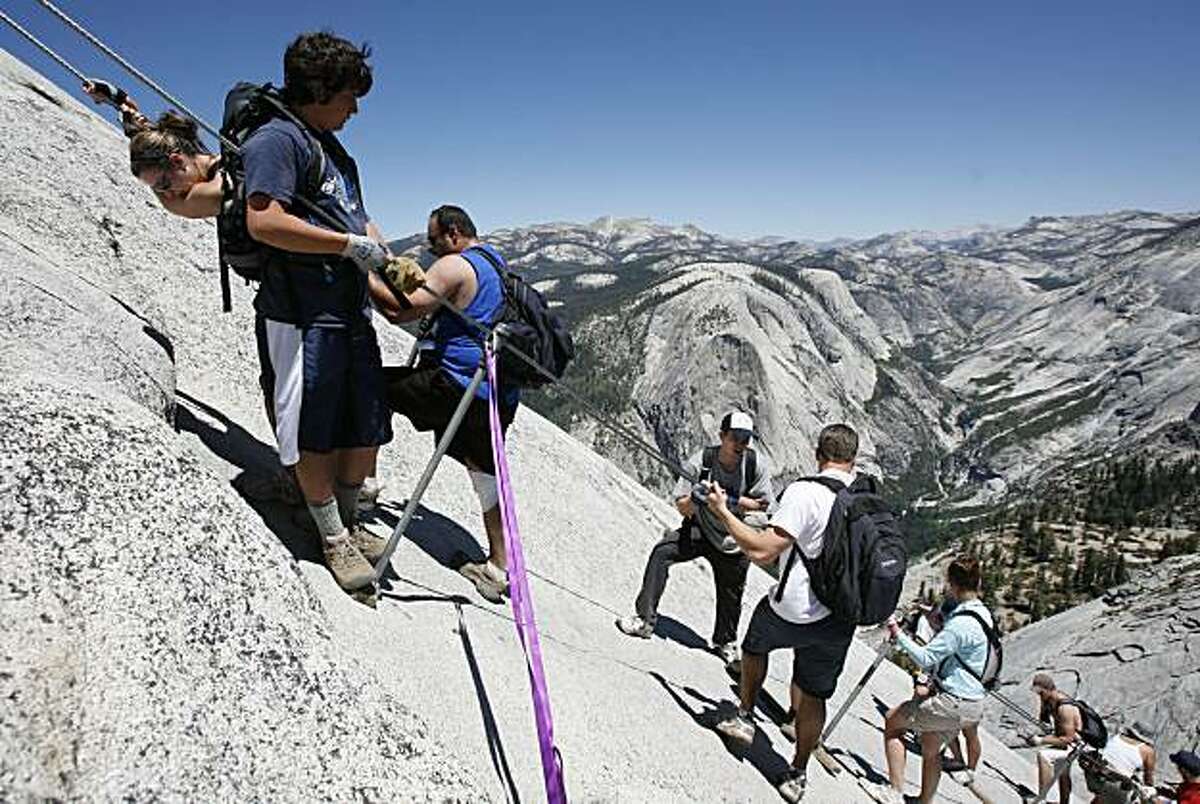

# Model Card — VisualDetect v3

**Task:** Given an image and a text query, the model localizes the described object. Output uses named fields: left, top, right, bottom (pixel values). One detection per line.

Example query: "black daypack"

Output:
left=1059, top=698, right=1109, bottom=749
left=940, top=607, right=1004, bottom=691
left=216, top=83, right=325, bottom=311
left=465, top=246, right=575, bottom=388
left=775, top=474, right=907, bottom=626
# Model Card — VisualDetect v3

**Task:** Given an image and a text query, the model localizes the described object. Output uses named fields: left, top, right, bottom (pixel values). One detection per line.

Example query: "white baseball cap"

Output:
left=720, top=411, right=755, bottom=440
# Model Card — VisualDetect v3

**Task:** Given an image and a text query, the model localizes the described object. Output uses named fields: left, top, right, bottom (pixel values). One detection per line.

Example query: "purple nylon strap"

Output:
left=485, top=345, right=567, bottom=803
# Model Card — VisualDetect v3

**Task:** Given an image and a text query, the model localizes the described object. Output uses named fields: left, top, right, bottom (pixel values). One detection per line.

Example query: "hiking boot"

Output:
left=616, top=615, right=654, bottom=639
left=715, top=642, right=741, bottom=673
left=776, top=767, right=807, bottom=803
left=715, top=709, right=756, bottom=746
left=323, top=531, right=374, bottom=591
left=349, top=523, right=388, bottom=565
left=358, top=476, right=383, bottom=512
left=460, top=561, right=507, bottom=604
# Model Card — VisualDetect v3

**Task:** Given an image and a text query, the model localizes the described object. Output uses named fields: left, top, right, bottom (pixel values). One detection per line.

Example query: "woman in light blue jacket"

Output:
left=881, top=556, right=995, bottom=804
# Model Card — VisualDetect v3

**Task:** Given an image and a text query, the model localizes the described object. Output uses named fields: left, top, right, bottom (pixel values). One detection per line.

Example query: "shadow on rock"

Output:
left=650, top=671, right=793, bottom=787
left=654, top=614, right=710, bottom=652
left=373, top=500, right=487, bottom=570
left=455, top=602, right=521, bottom=804
left=981, top=758, right=1036, bottom=799
left=174, top=391, right=320, bottom=564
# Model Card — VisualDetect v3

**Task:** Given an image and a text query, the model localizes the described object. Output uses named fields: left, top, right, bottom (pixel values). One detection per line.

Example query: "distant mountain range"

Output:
left=393, top=211, right=1200, bottom=532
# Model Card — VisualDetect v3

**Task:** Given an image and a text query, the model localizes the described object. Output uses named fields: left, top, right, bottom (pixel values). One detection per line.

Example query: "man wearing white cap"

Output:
left=616, top=411, right=774, bottom=671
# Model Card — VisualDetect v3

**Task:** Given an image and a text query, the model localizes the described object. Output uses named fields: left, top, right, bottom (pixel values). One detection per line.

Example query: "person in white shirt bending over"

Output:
left=703, top=423, right=861, bottom=804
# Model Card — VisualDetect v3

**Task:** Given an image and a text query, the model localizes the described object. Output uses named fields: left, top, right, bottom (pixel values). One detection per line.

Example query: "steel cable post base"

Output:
left=371, top=363, right=487, bottom=584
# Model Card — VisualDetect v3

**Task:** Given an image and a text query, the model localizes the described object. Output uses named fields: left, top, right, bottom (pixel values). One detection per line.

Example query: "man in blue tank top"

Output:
left=373, top=205, right=519, bottom=604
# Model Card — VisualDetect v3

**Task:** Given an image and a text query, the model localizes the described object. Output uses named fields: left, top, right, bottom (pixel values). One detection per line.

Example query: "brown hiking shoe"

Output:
left=459, top=561, right=507, bottom=604
left=349, top=523, right=388, bottom=565
left=323, top=532, right=374, bottom=591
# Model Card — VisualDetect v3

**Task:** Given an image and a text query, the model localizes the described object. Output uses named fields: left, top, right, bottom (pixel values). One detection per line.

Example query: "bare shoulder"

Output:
left=428, top=253, right=472, bottom=281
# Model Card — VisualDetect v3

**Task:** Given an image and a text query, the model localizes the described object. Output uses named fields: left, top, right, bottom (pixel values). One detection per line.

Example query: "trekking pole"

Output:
left=0, top=8, right=123, bottom=109
left=823, top=637, right=893, bottom=744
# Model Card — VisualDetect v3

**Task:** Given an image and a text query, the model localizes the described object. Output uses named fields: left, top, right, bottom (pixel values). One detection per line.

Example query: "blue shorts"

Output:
left=256, top=317, right=392, bottom=465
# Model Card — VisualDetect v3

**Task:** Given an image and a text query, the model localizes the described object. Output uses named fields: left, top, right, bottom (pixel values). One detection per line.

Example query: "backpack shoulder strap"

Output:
left=772, top=475, right=844, bottom=603
left=700, top=446, right=717, bottom=481
left=800, top=475, right=847, bottom=495
left=464, top=244, right=506, bottom=276
left=943, top=607, right=995, bottom=681
left=256, top=89, right=327, bottom=202
left=743, top=448, right=757, bottom=498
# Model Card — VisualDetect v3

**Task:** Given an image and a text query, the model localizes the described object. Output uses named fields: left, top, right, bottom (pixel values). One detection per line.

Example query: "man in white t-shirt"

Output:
left=704, top=423, right=861, bottom=804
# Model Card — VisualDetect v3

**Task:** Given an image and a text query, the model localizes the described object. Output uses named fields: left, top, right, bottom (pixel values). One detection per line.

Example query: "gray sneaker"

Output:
left=349, top=523, right=388, bottom=565
left=460, top=561, right=507, bottom=604
left=776, top=768, right=807, bottom=803
left=323, top=532, right=374, bottom=591
left=616, top=615, right=653, bottom=639
left=715, top=710, right=756, bottom=745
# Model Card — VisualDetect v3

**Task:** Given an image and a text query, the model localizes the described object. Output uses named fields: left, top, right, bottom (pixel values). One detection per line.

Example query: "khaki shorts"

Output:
left=903, top=693, right=984, bottom=738
left=1038, top=747, right=1074, bottom=766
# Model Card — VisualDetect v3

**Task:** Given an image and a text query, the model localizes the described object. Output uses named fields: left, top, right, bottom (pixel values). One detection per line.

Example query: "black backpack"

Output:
left=775, top=474, right=907, bottom=626
left=940, top=607, right=1004, bottom=691
left=465, top=246, right=575, bottom=388
left=216, top=83, right=326, bottom=311
left=1059, top=698, right=1109, bottom=749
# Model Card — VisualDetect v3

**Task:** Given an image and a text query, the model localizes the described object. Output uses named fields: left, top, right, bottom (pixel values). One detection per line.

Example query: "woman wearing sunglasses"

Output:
left=85, top=81, right=222, bottom=218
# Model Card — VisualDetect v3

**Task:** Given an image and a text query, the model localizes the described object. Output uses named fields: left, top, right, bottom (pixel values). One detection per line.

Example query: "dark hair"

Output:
left=815, top=424, right=858, bottom=463
left=282, top=31, right=373, bottom=106
left=429, top=205, right=477, bottom=238
left=129, top=111, right=205, bottom=175
left=946, top=555, right=982, bottom=592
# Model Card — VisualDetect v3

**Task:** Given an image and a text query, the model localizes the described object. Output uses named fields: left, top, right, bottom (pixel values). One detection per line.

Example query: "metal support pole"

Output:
left=371, top=363, right=488, bottom=583
left=823, top=638, right=892, bottom=744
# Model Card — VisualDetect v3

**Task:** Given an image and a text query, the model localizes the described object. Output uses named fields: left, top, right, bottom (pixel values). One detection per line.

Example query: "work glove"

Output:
left=342, top=233, right=389, bottom=273
left=380, top=255, right=426, bottom=295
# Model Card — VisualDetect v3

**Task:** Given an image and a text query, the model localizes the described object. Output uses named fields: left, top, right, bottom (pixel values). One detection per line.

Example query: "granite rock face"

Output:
left=990, top=555, right=1200, bottom=756
left=0, top=49, right=482, bottom=801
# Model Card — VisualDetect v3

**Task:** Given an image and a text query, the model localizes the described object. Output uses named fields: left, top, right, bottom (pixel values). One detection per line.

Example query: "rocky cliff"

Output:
left=0, top=49, right=1046, bottom=803
left=988, top=555, right=1200, bottom=759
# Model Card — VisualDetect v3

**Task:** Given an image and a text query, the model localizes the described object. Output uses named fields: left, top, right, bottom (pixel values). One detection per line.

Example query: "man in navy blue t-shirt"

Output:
left=243, top=32, right=395, bottom=594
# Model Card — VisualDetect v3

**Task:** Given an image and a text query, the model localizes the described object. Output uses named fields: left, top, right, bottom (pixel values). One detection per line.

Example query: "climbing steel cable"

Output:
left=1, top=8, right=89, bottom=84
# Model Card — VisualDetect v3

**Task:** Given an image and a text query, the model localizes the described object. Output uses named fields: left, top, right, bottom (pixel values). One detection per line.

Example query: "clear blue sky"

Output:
left=4, top=0, right=1198, bottom=241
